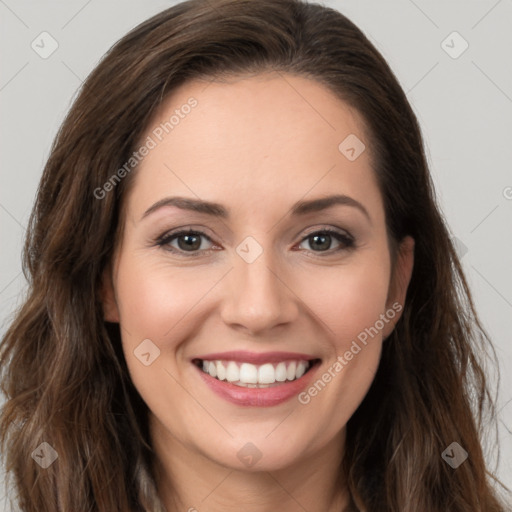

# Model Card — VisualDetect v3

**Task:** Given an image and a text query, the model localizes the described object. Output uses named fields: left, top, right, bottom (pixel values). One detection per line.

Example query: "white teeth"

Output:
left=258, top=363, right=275, bottom=384
left=225, top=361, right=239, bottom=382
left=240, top=363, right=258, bottom=384
left=216, top=360, right=226, bottom=380
left=208, top=361, right=217, bottom=378
left=235, top=381, right=274, bottom=388
left=275, top=362, right=287, bottom=382
left=198, top=358, right=314, bottom=385
left=296, top=361, right=307, bottom=378
left=286, top=361, right=296, bottom=380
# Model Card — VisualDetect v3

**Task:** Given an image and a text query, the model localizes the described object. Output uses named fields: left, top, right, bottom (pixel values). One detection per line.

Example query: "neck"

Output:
left=150, top=414, right=351, bottom=512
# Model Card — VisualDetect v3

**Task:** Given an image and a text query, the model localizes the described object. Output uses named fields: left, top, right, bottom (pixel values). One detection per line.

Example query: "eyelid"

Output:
left=300, top=225, right=353, bottom=240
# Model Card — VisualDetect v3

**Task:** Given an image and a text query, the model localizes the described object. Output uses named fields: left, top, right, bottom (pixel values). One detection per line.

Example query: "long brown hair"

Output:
left=1, top=0, right=509, bottom=510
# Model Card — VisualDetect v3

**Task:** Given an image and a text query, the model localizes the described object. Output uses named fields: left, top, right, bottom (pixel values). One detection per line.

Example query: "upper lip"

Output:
left=193, top=350, right=319, bottom=365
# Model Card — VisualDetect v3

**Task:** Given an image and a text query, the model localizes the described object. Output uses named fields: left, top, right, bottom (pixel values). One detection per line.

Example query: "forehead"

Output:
left=126, top=72, right=383, bottom=221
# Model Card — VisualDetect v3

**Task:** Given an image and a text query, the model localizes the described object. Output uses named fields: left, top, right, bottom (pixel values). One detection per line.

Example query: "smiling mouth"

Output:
left=193, top=358, right=321, bottom=388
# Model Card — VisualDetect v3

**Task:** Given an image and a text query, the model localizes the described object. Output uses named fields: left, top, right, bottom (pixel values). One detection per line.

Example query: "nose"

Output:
left=220, top=247, right=299, bottom=335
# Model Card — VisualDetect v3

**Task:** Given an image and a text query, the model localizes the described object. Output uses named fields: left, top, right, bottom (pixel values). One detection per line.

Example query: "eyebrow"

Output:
left=141, top=194, right=371, bottom=222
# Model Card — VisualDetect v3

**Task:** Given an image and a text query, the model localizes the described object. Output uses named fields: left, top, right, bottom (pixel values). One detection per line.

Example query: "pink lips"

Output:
left=192, top=351, right=320, bottom=407
left=194, top=350, right=317, bottom=364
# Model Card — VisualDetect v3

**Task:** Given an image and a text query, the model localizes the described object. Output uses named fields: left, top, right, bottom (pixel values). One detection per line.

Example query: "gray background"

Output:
left=1, top=0, right=511, bottom=509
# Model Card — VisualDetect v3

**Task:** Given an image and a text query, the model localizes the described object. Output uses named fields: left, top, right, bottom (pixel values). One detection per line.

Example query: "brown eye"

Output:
left=298, top=229, right=354, bottom=253
left=157, top=230, right=214, bottom=254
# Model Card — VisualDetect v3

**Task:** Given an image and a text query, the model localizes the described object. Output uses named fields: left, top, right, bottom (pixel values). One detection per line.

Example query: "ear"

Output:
left=382, top=235, right=414, bottom=339
left=99, top=264, right=120, bottom=323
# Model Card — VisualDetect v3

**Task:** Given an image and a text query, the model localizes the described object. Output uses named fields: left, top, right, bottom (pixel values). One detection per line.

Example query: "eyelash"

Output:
left=155, top=227, right=355, bottom=257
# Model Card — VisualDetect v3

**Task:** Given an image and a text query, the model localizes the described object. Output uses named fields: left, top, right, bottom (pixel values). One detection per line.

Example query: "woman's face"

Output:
left=103, top=72, right=413, bottom=472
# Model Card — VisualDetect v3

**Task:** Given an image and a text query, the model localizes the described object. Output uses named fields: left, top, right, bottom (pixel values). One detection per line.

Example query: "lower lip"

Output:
left=194, top=361, right=320, bottom=407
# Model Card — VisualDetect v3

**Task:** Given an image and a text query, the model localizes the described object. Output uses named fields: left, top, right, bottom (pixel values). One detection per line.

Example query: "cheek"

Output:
left=116, top=270, right=169, bottom=341
left=293, top=264, right=388, bottom=439
left=299, top=257, right=391, bottom=344
left=113, top=256, right=230, bottom=390
left=113, top=257, right=206, bottom=408
left=115, top=257, right=217, bottom=340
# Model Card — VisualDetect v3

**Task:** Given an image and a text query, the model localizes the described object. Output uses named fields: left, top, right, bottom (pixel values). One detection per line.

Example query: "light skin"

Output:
left=101, top=72, right=414, bottom=512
